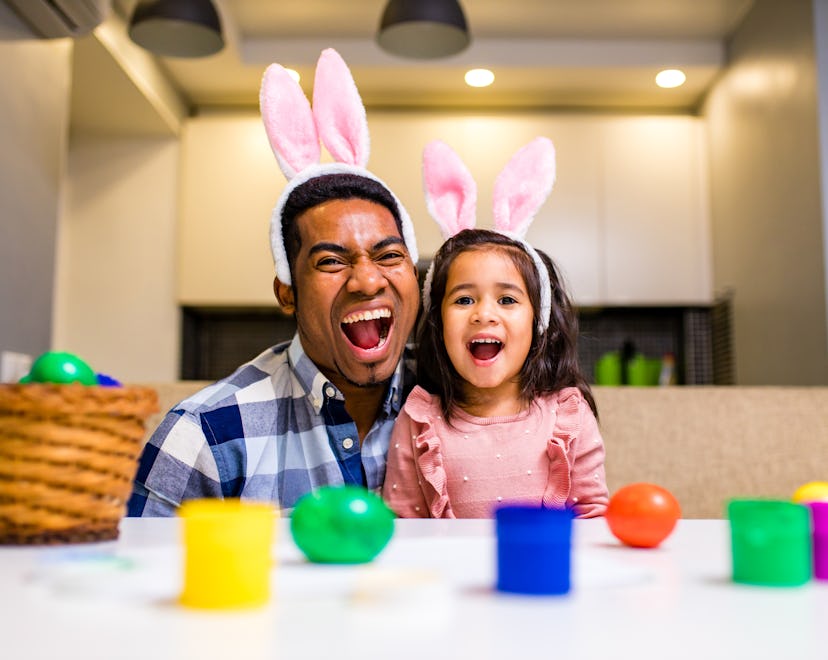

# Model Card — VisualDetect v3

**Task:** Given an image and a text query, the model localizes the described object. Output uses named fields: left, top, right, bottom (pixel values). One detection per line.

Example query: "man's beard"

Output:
left=341, top=363, right=391, bottom=389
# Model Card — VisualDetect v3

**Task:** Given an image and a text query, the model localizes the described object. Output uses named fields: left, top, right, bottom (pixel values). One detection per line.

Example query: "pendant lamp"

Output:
left=128, top=0, right=224, bottom=58
left=377, top=0, right=470, bottom=59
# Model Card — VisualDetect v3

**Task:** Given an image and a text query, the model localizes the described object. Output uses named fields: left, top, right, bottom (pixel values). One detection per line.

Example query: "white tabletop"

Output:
left=1, top=517, right=826, bottom=660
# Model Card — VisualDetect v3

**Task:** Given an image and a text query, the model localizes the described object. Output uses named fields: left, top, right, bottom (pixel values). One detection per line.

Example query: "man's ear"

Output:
left=274, top=277, right=296, bottom=315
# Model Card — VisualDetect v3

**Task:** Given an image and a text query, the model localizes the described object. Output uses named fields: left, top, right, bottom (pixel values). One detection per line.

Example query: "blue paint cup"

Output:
left=495, top=505, right=574, bottom=595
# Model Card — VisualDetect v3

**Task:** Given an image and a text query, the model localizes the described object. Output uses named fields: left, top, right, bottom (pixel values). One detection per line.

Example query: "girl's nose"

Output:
left=472, top=300, right=497, bottom=324
left=348, top=258, right=387, bottom=296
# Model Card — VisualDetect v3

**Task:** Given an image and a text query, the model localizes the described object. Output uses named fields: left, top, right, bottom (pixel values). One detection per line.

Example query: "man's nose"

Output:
left=348, top=258, right=387, bottom=296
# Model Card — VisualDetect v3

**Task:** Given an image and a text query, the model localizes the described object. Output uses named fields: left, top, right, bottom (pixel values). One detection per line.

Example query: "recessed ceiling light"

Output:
left=656, top=69, right=686, bottom=89
left=465, top=68, right=494, bottom=88
left=286, top=69, right=300, bottom=83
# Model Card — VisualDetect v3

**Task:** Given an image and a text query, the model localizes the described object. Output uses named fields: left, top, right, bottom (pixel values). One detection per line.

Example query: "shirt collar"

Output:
left=287, top=333, right=408, bottom=417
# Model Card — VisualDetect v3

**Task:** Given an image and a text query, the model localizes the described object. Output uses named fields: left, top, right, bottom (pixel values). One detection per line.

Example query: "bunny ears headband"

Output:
left=260, top=48, right=418, bottom=285
left=422, top=137, right=556, bottom=333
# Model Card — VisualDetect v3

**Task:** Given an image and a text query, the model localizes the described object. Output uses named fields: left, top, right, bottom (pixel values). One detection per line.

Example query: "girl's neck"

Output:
left=458, top=384, right=527, bottom=418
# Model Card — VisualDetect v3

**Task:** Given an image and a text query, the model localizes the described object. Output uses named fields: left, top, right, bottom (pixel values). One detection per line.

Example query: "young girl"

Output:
left=382, top=138, right=608, bottom=518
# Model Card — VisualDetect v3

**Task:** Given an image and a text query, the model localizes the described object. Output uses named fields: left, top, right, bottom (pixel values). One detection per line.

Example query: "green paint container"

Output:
left=728, top=499, right=812, bottom=587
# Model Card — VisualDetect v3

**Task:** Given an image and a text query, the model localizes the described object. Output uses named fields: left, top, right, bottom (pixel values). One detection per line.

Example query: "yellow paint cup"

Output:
left=179, top=499, right=276, bottom=609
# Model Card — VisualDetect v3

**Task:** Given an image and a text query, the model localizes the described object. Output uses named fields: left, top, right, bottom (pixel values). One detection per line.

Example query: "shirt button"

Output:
left=342, top=437, right=354, bottom=450
left=324, top=385, right=336, bottom=397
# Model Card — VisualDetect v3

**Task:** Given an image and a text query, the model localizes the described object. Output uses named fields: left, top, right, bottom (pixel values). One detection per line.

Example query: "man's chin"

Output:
left=343, top=363, right=395, bottom=389
left=338, top=356, right=397, bottom=389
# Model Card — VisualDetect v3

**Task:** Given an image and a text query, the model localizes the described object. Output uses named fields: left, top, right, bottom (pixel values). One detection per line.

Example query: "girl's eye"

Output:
left=499, top=296, right=518, bottom=305
left=454, top=296, right=474, bottom=306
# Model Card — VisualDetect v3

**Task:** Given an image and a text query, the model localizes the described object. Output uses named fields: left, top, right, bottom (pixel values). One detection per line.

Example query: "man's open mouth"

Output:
left=468, top=338, right=503, bottom=360
left=341, top=308, right=392, bottom=351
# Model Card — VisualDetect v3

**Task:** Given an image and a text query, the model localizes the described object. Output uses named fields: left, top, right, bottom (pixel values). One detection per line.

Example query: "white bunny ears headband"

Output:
left=422, top=137, right=556, bottom=333
left=260, top=48, right=418, bottom=285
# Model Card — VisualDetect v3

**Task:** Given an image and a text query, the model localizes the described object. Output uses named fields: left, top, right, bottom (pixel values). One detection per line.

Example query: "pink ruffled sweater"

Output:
left=382, top=386, right=608, bottom=519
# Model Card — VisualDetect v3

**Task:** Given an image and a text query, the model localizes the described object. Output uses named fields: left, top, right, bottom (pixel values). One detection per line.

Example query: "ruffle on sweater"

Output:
left=404, top=386, right=584, bottom=518
left=542, top=387, right=582, bottom=508
left=405, top=387, right=454, bottom=518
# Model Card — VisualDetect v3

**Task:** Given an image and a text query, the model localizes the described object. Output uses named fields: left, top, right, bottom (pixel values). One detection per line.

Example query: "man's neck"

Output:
left=336, top=381, right=387, bottom=442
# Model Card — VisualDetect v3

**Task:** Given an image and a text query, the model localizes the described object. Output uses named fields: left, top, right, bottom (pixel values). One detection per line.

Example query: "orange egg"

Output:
left=605, top=483, right=681, bottom=548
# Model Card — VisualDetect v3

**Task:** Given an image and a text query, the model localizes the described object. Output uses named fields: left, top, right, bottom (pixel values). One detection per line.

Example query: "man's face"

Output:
left=286, top=198, right=419, bottom=389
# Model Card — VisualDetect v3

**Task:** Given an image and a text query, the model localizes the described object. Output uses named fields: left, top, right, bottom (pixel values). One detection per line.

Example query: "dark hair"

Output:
left=416, top=228, right=597, bottom=421
left=280, top=173, right=403, bottom=284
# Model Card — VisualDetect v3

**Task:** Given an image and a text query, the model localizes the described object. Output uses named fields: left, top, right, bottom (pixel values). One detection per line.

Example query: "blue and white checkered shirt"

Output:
left=127, top=335, right=415, bottom=516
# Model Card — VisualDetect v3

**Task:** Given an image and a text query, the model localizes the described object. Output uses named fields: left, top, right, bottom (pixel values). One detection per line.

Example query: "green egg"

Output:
left=290, top=485, right=395, bottom=564
left=27, top=351, right=97, bottom=385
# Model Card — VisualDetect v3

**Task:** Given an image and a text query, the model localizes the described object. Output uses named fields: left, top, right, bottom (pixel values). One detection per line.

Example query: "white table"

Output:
left=1, top=518, right=826, bottom=660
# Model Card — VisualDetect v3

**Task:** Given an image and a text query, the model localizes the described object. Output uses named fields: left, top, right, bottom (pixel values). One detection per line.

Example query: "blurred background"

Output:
left=0, top=0, right=826, bottom=385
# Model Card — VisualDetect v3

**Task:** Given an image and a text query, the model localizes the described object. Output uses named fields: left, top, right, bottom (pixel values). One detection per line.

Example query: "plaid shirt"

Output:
left=127, top=335, right=415, bottom=516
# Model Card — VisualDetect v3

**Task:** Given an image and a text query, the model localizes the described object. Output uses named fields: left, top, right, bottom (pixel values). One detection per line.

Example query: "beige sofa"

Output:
left=140, top=383, right=828, bottom=519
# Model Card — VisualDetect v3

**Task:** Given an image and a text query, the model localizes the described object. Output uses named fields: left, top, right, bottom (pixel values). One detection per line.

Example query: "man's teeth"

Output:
left=342, top=309, right=392, bottom=324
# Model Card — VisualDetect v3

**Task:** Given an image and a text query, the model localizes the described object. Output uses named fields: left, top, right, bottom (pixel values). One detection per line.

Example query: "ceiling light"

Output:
left=377, top=0, right=471, bottom=59
left=128, top=0, right=224, bottom=58
left=655, top=69, right=686, bottom=89
left=465, top=68, right=494, bottom=88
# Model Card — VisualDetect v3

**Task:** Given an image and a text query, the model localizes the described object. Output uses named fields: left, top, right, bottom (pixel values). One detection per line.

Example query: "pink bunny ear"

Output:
left=423, top=140, right=477, bottom=239
left=312, top=48, right=369, bottom=167
left=259, top=63, right=321, bottom=180
left=492, top=137, right=556, bottom=238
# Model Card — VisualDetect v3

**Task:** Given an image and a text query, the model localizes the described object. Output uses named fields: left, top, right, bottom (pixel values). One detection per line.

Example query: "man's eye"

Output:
left=377, top=251, right=405, bottom=263
left=316, top=256, right=345, bottom=268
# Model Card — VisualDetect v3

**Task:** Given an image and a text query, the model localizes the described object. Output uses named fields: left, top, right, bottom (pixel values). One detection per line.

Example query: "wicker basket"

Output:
left=0, top=383, right=159, bottom=544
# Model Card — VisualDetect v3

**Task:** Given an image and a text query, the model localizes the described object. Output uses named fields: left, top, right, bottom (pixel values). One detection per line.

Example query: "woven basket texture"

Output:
left=0, top=384, right=158, bottom=544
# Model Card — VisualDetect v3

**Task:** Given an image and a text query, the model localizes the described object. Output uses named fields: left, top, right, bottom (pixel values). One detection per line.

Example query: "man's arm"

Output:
left=127, top=409, right=224, bottom=517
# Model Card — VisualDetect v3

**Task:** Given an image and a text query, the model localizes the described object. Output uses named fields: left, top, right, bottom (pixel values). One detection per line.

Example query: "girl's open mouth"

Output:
left=468, top=338, right=502, bottom=360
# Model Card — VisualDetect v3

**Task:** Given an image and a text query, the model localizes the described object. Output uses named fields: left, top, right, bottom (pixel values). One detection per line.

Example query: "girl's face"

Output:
left=441, top=248, right=534, bottom=408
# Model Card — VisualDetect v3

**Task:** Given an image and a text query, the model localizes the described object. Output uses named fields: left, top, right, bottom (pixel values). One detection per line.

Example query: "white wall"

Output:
left=0, top=37, right=71, bottom=361
left=179, top=111, right=712, bottom=307
left=703, top=0, right=828, bottom=384
left=814, top=0, right=828, bottom=344
left=53, top=136, right=180, bottom=381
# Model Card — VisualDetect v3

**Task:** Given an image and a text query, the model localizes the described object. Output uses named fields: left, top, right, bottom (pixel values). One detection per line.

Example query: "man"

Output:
left=128, top=49, right=420, bottom=515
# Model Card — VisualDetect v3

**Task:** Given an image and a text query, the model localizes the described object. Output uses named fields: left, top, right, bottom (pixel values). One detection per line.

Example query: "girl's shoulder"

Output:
left=401, top=385, right=443, bottom=422
left=537, top=386, right=585, bottom=409
left=536, top=387, right=594, bottom=431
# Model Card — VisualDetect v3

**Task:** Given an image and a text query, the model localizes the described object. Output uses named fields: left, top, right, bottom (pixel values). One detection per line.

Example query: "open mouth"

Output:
left=341, top=308, right=392, bottom=351
left=468, top=338, right=503, bottom=361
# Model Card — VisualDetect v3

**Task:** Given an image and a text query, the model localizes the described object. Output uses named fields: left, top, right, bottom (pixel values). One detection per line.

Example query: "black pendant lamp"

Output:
left=129, top=0, right=224, bottom=58
left=377, top=0, right=470, bottom=59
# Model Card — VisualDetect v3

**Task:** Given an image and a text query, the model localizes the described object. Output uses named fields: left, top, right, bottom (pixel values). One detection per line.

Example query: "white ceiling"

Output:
left=73, top=0, right=756, bottom=134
